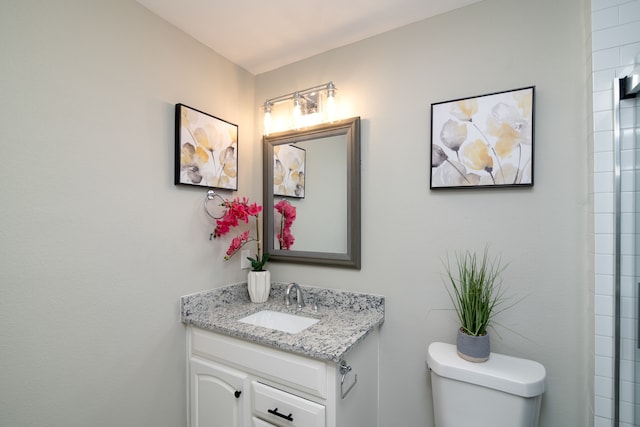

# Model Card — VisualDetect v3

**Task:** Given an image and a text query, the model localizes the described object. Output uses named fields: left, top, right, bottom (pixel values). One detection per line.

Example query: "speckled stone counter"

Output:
left=181, top=282, right=385, bottom=363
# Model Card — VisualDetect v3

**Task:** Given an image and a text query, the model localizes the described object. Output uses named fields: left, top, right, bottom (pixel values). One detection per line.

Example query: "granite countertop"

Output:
left=181, top=282, right=385, bottom=363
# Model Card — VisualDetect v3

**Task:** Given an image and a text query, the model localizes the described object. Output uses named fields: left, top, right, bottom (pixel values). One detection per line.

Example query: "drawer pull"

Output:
left=268, top=407, right=294, bottom=422
left=234, top=390, right=241, bottom=398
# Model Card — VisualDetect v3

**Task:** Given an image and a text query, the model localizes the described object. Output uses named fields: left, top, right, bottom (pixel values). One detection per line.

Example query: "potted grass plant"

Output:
left=443, top=247, right=507, bottom=362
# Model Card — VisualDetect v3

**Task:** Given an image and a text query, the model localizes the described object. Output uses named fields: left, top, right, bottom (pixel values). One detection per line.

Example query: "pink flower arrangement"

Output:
left=211, top=197, right=269, bottom=271
left=211, top=197, right=297, bottom=269
left=274, top=199, right=296, bottom=250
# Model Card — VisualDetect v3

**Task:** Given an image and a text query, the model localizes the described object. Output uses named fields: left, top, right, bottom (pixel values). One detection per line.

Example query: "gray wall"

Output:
left=257, top=0, right=590, bottom=425
left=1, top=0, right=590, bottom=426
left=0, top=1, right=256, bottom=426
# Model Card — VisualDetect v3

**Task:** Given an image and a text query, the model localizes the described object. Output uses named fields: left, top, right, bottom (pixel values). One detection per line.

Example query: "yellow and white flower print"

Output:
left=431, top=87, right=533, bottom=188
left=178, top=105, right=238, bottom=189
left=273, top=144, right=305, bottom=198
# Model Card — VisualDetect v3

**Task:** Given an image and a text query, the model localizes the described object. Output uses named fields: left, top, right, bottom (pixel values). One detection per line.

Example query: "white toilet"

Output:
left=426, top=342, right=546, bottom=427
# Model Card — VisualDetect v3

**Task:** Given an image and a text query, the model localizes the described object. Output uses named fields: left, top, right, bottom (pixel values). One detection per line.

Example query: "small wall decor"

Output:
left=273, top=144, right=306, bottom=198
left=175, top=103, right=238, bottom=190
left=430, top=86, right=534, bottom=189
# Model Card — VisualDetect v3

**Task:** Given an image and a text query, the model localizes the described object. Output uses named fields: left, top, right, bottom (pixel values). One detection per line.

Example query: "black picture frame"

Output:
left=175, top=103, right=238, bottom=190
left=430, top=86, right=535, bottom=189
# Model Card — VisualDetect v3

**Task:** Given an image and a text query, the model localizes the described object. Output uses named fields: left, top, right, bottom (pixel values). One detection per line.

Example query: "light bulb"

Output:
left=293, top=93, right=302, bottom=129
left=263, top=101, right=272, bottom=135
left=263, top=111, right=271, bottom=135
left=326, top=82, right=336, bottom=123
left=326, top=95, right=336, bottom=123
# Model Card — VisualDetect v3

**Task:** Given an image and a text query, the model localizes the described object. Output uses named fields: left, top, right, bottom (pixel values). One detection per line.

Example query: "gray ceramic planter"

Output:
left=456, top=328, right=490, bottom=362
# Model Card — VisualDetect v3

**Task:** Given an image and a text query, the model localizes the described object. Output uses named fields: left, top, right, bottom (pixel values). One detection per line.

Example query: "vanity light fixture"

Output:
left=262, top=81, right=337, bottom=135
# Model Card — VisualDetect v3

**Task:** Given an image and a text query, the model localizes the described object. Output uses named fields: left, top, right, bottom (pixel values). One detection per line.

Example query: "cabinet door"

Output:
left=190, top=357, right=250, bottom=427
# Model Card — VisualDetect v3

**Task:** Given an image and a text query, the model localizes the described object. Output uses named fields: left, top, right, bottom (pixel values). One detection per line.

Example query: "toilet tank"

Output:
left=426, top=342, right=546, bottom=427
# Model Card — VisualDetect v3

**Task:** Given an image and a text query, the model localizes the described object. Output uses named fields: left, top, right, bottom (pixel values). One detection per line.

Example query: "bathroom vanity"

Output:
left=181, top=283, right=384, bottom=427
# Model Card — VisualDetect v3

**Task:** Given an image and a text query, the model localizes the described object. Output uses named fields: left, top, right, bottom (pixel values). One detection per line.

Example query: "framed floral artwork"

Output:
left=430, top=86, right=534, bottom=189
left=175, top=103, right=238, bottom=190
left=273, top=144, right=306, bottom=198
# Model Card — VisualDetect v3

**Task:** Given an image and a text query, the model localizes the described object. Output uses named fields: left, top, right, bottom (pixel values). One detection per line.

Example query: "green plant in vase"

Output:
left=443, top=247, right=507, bottom=362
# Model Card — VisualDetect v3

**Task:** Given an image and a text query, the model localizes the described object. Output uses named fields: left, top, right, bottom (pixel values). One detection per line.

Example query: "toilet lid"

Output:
left=426, top=342, right=546, bottom=397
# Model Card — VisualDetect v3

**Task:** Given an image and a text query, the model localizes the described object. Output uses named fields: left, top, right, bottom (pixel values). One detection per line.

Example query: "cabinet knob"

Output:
left=234, top=390, right=241, bottom=398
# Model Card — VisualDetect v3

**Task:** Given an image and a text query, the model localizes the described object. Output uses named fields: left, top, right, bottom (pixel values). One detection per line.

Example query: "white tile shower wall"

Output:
left=591, top=1, right=640, bottom=426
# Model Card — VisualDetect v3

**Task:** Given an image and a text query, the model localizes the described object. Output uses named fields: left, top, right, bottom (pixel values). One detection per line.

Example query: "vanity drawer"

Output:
left=253, top=416, right=277, bottom=426
left=253, top=381, right=325, bottom=427
left=190, top=328, right=328, bottom=398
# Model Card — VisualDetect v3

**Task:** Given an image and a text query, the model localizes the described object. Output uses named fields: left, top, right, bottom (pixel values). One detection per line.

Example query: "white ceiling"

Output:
left=136, top=0, right=483, bottom=75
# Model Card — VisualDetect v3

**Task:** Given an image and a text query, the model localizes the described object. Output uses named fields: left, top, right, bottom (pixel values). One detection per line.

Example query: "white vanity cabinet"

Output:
left=187, top=326, right=379, bottom=427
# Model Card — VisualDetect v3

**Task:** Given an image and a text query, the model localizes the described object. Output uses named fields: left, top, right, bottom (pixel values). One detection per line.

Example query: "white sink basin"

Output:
left=238, top=310, right=319, bottom=334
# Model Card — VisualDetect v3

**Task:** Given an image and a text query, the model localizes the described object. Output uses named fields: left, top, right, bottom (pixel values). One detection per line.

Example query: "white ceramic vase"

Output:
left=247, top=270, right=271, bottom=303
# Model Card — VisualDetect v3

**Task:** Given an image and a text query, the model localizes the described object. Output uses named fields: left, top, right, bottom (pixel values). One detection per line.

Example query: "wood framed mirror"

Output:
left=263, top=117, right=361, bottom=269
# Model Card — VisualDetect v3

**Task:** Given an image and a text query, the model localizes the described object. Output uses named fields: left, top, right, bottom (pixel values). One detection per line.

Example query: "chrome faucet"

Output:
left=285, top=282, right=305, bottom=308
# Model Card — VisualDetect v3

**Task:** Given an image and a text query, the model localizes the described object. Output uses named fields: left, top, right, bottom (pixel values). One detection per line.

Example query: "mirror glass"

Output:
left=263, top=117, right=360, bottom=268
